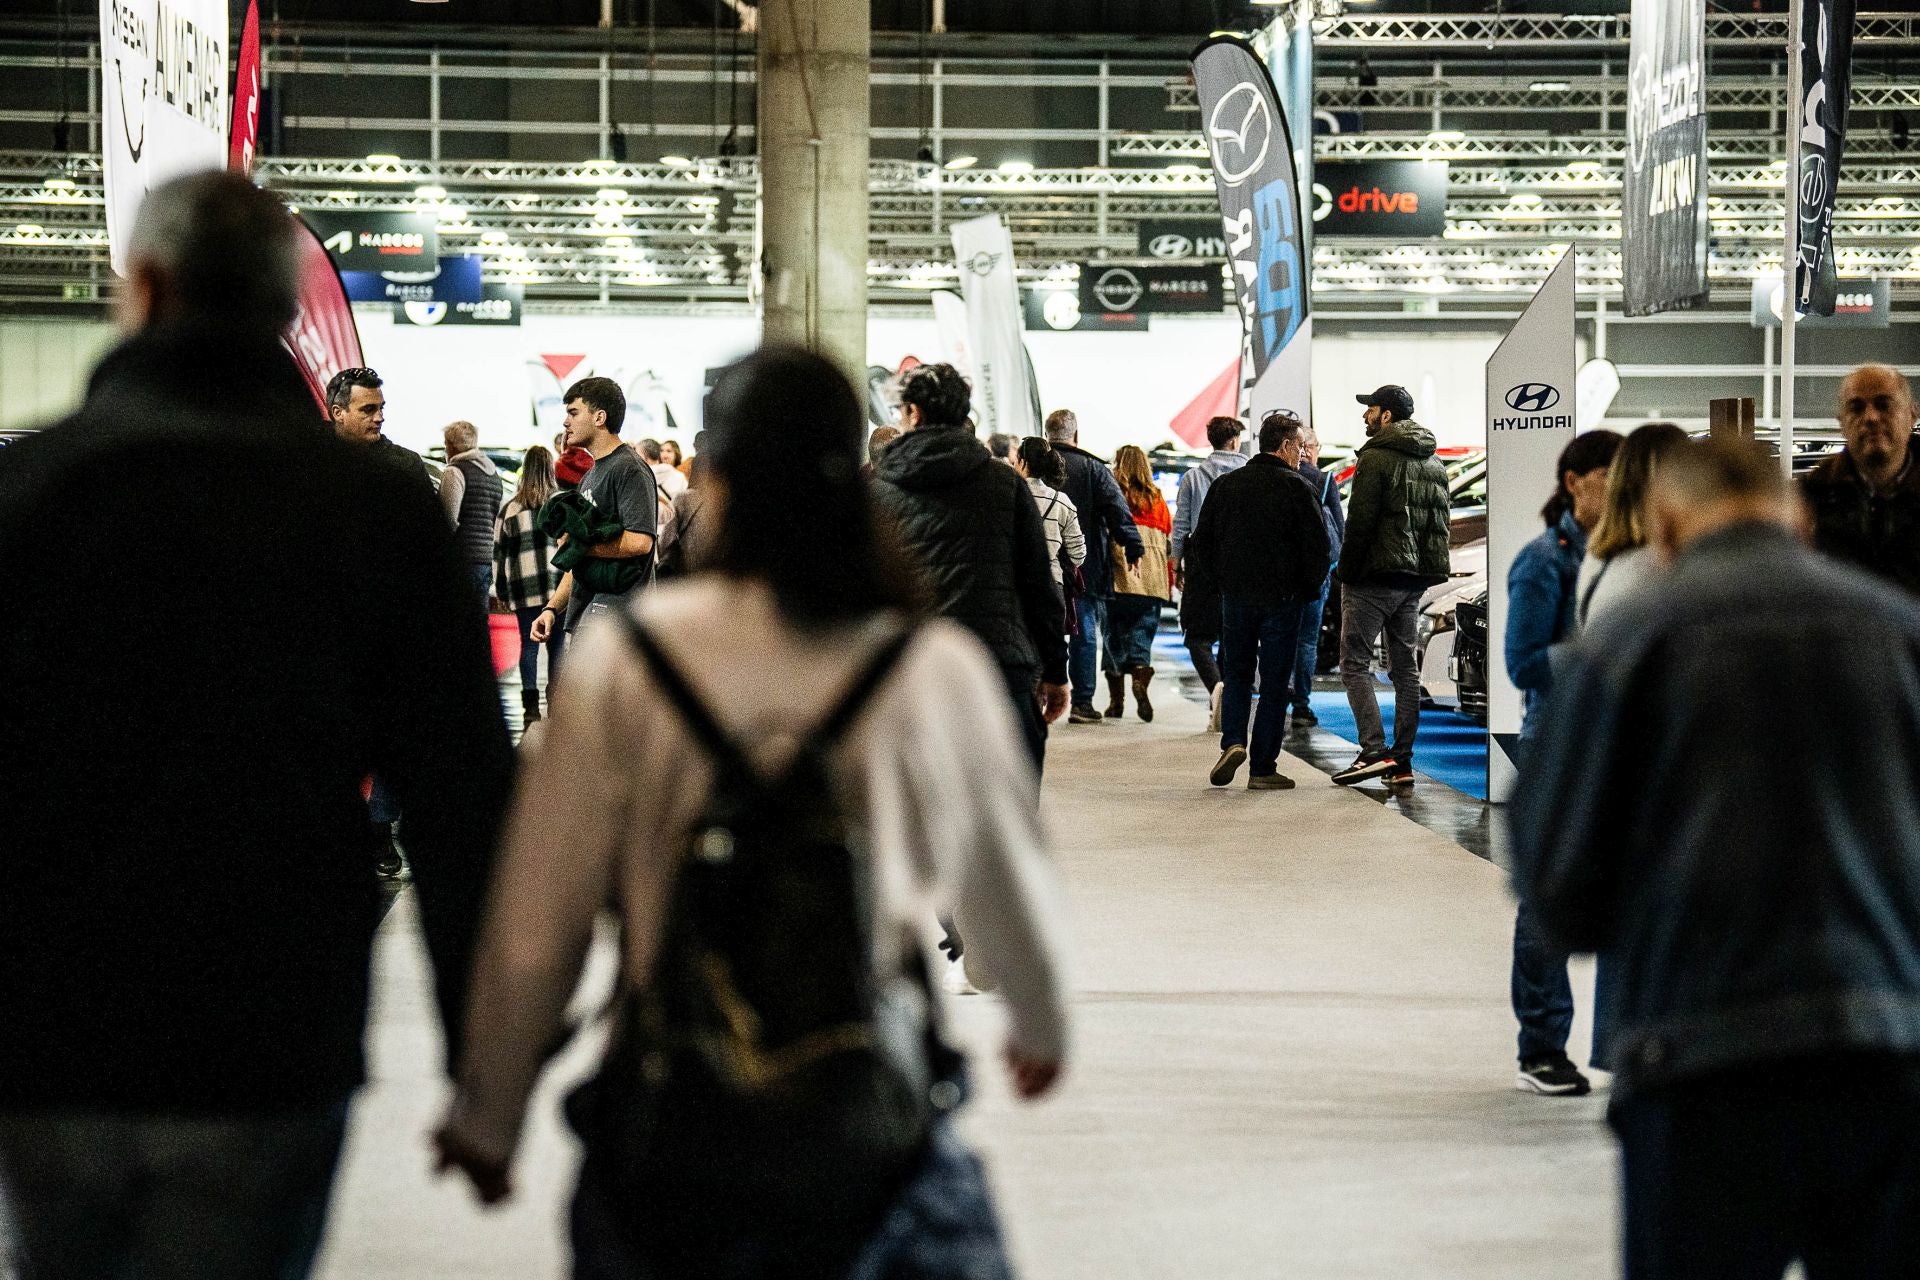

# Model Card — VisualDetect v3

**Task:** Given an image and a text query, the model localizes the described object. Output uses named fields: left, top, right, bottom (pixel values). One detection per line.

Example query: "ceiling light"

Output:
left=998, top=160, right=1034, bottom=175
left=1529, top=81, right=1572, bottom=93
left=661, top=155, right=693, bottom=169
left=1564, top=160, right=1604, bottom=172
left=366, top=153, right=400, bottom=164
left=414, top=184, right=446, bottom=200
left=14, top=224, right=44, bottom=235
left=606, top=235, right=633, bottom=247
left=44, top=176, right=75, bottom=190
left=1510, top=192, right=1543, bottom=207
left=1427, top=130, right=1465, bottom=142
left=1167, top=163, right=1204, bottom=175
left=595, top=187, right=625, bottom=201
left=594, top=207, right=623, bottom=224
left=438, top=206, right=467, bottom=222
left=481, top=230, right=510, bottom=244
left=943, top=154, right=978, bottom=170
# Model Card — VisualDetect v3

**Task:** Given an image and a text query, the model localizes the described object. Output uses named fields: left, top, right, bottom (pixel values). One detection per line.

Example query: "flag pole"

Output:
left=1780, top=0, right=1804, bottom=478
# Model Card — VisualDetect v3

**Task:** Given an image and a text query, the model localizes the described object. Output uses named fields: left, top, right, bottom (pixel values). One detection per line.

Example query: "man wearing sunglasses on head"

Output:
left=326, top=366, right=430, bottom=492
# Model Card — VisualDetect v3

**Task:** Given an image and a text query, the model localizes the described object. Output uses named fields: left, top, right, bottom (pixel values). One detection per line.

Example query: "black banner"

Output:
left=1079, top=263, right=1223, bottom=315
left=1622, top=0, right=1708, bottom=317
left=1310, top=161, right=1448, bottom=237
left=1191, top=35, right=1308, bottom=383
left=1795, top=0, right=1856, bottom=316
left=1136, top=219, right=1229, bottom=261
left=301, top=210, right=437, bottom=272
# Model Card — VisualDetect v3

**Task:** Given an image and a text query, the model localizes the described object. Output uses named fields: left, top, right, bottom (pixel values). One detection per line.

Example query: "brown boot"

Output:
left=1104, top=672, right=1126, bottom=718
left=1131, top=665, right=1154, bottom=722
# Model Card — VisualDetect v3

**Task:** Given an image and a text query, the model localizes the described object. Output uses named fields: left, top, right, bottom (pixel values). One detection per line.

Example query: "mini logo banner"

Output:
left=950, top=214, right=1042, bottom=438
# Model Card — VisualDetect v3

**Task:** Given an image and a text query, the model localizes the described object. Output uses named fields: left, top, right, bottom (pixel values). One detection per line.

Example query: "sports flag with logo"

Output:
left=1191, top=34, right=1310, bottom=430
left=228, top=0, right=262, bottom=175
left=1622, top=0, right=1708, bottom=317
left=99, top=0, right=230, bottom=276
left=1794, top=0, right=1857, bottom=316
left=950, top=213, right=1041, bottom=438
left=285, top=214, right=364, bottom=416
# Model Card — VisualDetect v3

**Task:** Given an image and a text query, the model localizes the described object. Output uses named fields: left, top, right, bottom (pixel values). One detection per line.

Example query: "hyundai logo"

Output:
left=1206, top=83, right=1272, bottom=188
left=1505, top=383, right=1562, bottom=413
left=1148, top=234, right=1193, bottom=259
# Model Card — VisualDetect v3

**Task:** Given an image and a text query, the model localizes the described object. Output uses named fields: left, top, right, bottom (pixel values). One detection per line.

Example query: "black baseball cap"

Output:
left=1356, top=384, right=1415, bottom=420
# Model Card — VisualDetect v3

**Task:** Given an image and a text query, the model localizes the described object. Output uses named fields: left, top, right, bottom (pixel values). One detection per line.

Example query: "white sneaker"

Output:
left=942, top=957, right=980, bottom=996
left=1208, top=683, right=1224, bottom=733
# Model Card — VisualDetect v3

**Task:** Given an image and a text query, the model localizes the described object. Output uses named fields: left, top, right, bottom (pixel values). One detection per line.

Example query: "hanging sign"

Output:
left=395, top=284, right=525, bottom=327
left=1793, top=0, right=1858, bottom=316
left=1136, top=219, right=1230, bottom=261
left=1485, top=248, right=1577, bottom=800
left=301, top=210, right=438, bottom=272
left=1078, top=264, right=1223, bottom=316
left=1622, top=0, right=1708, bottom=317
left=285, top=215, right=365, bottom=415
left=341, top=254, right=483, bottom=304
left=950, top=214, right=1042, bottom=438
left=1309, top=161, right=1448, bottom=238
left=99, top=0, right=230, bottom=276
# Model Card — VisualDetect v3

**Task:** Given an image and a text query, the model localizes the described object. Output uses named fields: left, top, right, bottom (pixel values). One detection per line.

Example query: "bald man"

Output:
left=1800, top=363, right=1920, bottom=596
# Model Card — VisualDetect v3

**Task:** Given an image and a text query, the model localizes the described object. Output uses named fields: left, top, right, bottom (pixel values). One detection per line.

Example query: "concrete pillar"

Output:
left=757, top=0, right=870, bottom=383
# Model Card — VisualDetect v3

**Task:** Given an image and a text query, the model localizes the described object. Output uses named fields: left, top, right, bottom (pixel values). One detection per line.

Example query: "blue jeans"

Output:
left=1512, top=900, right=1618, bottom=1066
left=1291, top=572, right=1331, bottom=710
left=1219, top=597, right=1303, bottom=776
left=1106, top=595, right=1161, bottom=671
left=0, top=1103, right=349, bottom=1280
left=1069, top=594, right=1117, bottom=705
left=515, top=605, right=567, bottom=711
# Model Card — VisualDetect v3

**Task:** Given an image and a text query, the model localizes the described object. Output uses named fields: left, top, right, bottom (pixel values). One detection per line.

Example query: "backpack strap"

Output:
left=810, top=629, right=920, bottom=752
left=619, top=613, right=755, bottom=779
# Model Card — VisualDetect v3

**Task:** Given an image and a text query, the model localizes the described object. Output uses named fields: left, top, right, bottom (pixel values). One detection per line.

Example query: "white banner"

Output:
left=1485, top=248, right=1577, bottom=800
left=1246, top=316, right=1313, bottom=437
left=950, top=214, right=1040, bottom=438
left=100, top=0, right=230, bottom=276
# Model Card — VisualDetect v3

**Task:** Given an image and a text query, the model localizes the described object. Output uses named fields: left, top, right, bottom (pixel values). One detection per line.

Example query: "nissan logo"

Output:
left=1148, top=234, right=1193, bottom=259
left=1207, top=83, right=1272, bottom=188
left=1505, top=383, right=1562, bottom=413
left=1092, top=268, right=1144, bottom=313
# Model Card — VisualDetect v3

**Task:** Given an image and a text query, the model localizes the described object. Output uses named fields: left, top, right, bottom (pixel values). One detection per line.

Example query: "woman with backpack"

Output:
left=435, top=346, right=1071, bottom=1280
left=492, top=444, right=563, bottom=726
left=1012, top=436, right=1086, bottom=590
left=1105, top=444, right=1175, bottom=722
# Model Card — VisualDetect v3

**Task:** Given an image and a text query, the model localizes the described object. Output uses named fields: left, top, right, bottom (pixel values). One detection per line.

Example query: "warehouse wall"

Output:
left=0, top=320, right=118, bottom=430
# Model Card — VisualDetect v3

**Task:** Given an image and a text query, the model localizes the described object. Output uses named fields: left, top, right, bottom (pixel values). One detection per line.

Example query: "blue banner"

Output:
left=340, top=255, right=484, bottom=304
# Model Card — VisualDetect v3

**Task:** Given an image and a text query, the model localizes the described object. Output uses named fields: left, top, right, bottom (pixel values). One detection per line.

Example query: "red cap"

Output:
left=555, top=447, right=594, bottom=486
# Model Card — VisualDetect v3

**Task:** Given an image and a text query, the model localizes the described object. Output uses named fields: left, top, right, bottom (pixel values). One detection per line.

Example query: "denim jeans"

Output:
left=1106, top=595, right=1160, bottom=671
left=570, top=1120, right=1014, bottom=1280
left=1219, top=597, right=1303, bottom=776
left=0, top=1103, right=349, bottom=1280
left=1068, top=594, right=1117, bottom=706
left=515, top=604, right=567, bottom=712
left=1339, top=579, right=1425, bottom=764
left=1291, top=572, right=1332, bottom=710
left=1611, top=1054, right=1920, bottom=1280
left=1512, top=900, right=1619, bottom=1066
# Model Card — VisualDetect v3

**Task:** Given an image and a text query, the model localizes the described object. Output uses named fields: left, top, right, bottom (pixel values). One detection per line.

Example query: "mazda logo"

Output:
left=1148, top=234, right=1193, bottom=259
left=1505, top=383, right=1561, bottom=413
left=1092, top=268, right=1144, bottom=313
left=1207, top=83, right=1272, bottom=188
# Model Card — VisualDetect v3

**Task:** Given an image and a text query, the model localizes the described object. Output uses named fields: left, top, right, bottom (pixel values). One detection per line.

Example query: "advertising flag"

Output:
left=100, top=0, right=230, bottom=275
left=950, top=214, right=1041, bottom=439
left=1622, top=0, right=1708, bottom=317
left=285, top=215, right=364, bottom=415
left=1191, top=34, right=1310, bottom=430
left=228, top=0, right=261, bottom=175
left=1794, top=0, right=1857, bottom=316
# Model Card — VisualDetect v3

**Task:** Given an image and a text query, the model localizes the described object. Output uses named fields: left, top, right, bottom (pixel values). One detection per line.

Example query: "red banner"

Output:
left=228, top=0, right=262, bottom=175
left=286, top=215, right=364, bottom=415
left=1167, top=359, right=1241, bottom=451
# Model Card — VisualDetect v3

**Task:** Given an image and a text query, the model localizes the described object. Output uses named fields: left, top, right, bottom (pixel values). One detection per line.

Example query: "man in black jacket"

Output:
left=1800, top=363, right=1920, bottom=597
left=1185, top=411, right=1331, bottom=791
left=1513, top=439, right=1920, bottom=1279
left=874, top=364, right=1069, bottom=770
left=0, top=173, right=512, bottom=1280
left=1045, top=409, right=1145, bottom=723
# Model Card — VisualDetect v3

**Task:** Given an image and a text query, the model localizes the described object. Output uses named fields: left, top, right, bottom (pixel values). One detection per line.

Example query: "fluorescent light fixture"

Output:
left=997, top=160, right=1034, bottom=175
left=593, top=207, right=623, bottom=224
left=1167, top=163, right=1204, bottom=175
left=660, top=155, right=693, bottom=169
left=943, top=154, right=978, bottom=170
left=366, top=154, right=401, bottom=164
left=606, top=235, right=633, bottom=247
left=1510, top=192, right=1543, bottom=207
left=1427, top=130, right=1465, bottom=142
left=14, top=224, right=44, bottom=235
left=481, top=230, right=510, bottom=244
left=438, top=205, right=467, bottom=222
left=1564, top=160, right=1604, bottom=172
left=44, top=176, right=75, bottom=190
left=1529, top=81, right=1572, bottom=92
left=414, top=184, right=446, bottom=200
left=595, top=187, right=625, bottom=201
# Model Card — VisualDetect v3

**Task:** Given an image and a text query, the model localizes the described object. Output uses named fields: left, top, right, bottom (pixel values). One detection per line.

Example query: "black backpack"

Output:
left=566, top=614, right=956, bottom=1279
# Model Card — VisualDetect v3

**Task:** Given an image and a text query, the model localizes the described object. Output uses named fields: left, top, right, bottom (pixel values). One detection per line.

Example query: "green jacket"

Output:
left=538, top=491, right=650, bottom=598
left=1336, top=419, right=1452, bottom=586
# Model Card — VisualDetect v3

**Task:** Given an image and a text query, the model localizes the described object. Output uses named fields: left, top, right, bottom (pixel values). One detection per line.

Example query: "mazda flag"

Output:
left=1795, top=0, right=1856, bottom=316
left=1622, top=0, right=1708, bottom=317
left=1190, top=35, right=1308, bottom=390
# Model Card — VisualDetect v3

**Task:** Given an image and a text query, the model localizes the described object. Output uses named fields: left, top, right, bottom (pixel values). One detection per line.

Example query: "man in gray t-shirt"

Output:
left=528, top=378, right=659, bottom=646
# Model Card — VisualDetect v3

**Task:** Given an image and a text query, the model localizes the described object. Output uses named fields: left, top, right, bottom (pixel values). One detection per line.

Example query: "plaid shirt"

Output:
left=492, top=500, right=556, bottom=608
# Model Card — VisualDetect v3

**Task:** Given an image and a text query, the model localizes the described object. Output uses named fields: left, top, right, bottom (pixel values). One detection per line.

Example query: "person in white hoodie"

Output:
left=1575, top=422, right=1690, bottom=632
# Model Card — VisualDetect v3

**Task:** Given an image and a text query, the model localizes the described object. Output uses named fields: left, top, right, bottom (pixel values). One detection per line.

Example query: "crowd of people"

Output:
left=4, top=170, right=1920, bottom=1280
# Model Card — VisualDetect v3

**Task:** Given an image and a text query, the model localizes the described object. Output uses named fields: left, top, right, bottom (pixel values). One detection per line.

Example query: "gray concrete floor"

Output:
left=315, top=685, right=1616, bottom=1279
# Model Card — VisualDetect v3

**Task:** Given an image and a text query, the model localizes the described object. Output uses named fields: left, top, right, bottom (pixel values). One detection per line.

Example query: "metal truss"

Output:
left=1116, top=132, right=1915, bottom=164
left=1313, top=13, right=1920, bottom=50
left=1166, top=78, right=1920, bottom=115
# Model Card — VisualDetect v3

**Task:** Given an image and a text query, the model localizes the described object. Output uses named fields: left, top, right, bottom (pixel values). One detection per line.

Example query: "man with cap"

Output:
left=1330, top=384, right=1451, bottom=787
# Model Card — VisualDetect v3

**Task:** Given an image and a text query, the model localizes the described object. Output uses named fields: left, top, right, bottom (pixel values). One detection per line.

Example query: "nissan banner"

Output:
left=1191, top=34, right=1311, bottom=428
left=950, top=214, right=1042, bottom=439
left=100, top=0, right=230, bottom=276
left=1485, top=249, right=1577, bottom=800
left=1794, top=0, right=1857, bottom=316
left=1622, top=0, right=1707, bottom=317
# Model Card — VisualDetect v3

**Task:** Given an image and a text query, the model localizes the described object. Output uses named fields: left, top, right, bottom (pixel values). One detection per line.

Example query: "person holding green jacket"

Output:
left=1331, top=385, right=1452, bottom=788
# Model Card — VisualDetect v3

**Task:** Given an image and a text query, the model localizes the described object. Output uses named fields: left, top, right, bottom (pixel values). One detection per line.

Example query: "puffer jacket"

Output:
left=1336, top=419, right=1451, bottom=587
left=873, top=426, right=1067, bottom=683
left=1799, top=438, right=1920, bottom=598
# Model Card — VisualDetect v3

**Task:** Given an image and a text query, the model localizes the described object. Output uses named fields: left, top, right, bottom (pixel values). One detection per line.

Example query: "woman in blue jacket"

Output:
left=1506, top=429, right=1621, bottom=1097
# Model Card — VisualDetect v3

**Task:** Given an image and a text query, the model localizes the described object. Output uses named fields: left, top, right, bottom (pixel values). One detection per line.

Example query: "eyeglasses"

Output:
left=328, top=367, right=376, bottom=387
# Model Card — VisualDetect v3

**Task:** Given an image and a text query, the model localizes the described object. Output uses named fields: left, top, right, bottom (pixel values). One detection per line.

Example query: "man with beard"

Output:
left=1800, top=363, right=1920, bottom=596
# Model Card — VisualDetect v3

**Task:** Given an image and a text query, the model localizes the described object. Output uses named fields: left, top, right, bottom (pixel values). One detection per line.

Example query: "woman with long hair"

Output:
left=436, top=347, right=1070, bottom=1280
left=1105, top=444, right=1174, bottom=721
left=1012, top=436, right=1086, bottom=589
left=492, top=444, right=562, bottom=726
left=1576, top=422, right=1689, bottom=631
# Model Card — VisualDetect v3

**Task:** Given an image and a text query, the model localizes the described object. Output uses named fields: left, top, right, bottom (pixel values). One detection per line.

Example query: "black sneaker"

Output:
left=374, top=825, right=406, bottom=880
left=1247, top=772, right=1296, bottom=791
left=1385, top=760, right=1415, bottom=786
left=1516, top=1054, right=1592, bottom=1096
left=1067, top=703, right=1104, bottom=725
left=1331, top=752, right=1398, bottom=786
left=1209, top=744, right=1248, bottom=787
left=1291, top=706, right=1319, bottom=727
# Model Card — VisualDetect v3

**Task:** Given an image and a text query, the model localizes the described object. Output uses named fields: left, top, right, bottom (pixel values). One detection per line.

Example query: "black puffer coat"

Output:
left=873, top=426, right=1068, bottom=683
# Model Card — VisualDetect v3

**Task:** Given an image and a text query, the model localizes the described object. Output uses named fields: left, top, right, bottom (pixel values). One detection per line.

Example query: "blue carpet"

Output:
left=1307, top=690, right=1489, bottom=801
